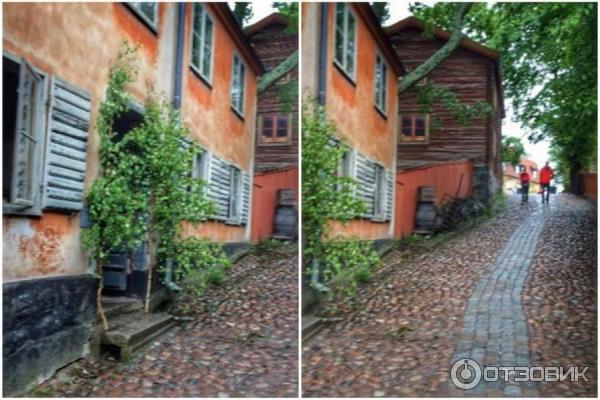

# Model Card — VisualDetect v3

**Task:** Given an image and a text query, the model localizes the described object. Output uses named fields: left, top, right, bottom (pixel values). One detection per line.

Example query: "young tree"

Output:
left=501, top=137, right=526, bottom=166
left=233, top=2, right=253, bottom=26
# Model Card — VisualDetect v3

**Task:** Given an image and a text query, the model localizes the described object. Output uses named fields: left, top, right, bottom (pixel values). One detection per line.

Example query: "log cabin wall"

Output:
left=247, top=17, right=298, bottom=172
left=389, top=27, right=503, bottom=179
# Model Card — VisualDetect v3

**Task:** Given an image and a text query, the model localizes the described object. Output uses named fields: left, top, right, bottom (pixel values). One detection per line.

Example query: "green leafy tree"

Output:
left=83, top=44, right=224, bottom=328
left=302, top=103, right=379, bottom=302
left=411, top=2, right=597, bottom=193
left=501, top=137, right=526, bottom=166
left=233, top=2, right=253, bottom=26
left=370, top=2, right=390, bottom=24
left=273, top=2, right=298, bottom=33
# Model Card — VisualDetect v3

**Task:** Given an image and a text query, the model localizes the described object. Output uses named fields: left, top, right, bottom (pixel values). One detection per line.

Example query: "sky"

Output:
left=387, top=1, right=552, bottom=169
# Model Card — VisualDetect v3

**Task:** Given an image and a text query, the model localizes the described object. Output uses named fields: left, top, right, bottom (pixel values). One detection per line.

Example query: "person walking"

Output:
left=539, top=161, right=554, bottom=204
left=520, top=168, right=530, bottom=204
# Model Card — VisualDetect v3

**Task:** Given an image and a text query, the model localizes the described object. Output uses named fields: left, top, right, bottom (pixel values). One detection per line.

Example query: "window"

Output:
left=374, top=53, right=387, bottom=114
left=373, top=164, right=386, bottom=220
left=259, top=114, right=291, bottom=144
left=333, top=3, right=356, bottom=79
left=127, top=2, right=157, bottom=29
left=228, top=166, right=242, bottom=223
left=190, top=3, right=213, bottom=83
left=399, top=114, right=429, bottom=143
left=112, top=104, right=144, bottom=143
left=336, top=150, right=354, bottom=192
left=517, top=164, right=526, bottom=173
left=193, top=151, right=209, bottom=181
left=3, top=55, right=45, bottom=213
left=230, top=54, right=245, bottom=116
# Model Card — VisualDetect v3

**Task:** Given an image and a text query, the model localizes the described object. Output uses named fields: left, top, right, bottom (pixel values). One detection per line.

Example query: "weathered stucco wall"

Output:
left=324, top=3, right=397, bottom=240
left=2, top=2, right=172, bottom=281
left=394, top=160, right=473, bottom=238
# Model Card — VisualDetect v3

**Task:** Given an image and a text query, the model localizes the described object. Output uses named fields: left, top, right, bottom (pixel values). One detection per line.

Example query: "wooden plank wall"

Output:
left=389, top=28, right=501, bottom=174
left=249, top=24, right=298, bottom=172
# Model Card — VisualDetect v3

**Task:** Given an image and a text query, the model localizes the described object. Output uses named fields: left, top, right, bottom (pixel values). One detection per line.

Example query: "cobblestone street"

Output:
left=303, top=194, right=596, bottom=397
left=33, top=245, right=298, bottom=398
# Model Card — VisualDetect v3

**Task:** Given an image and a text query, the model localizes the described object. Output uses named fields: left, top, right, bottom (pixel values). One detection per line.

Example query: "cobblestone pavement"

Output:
left=34, top=245, right=298, bottom=398
left=303, top=194, right=597, bottom=397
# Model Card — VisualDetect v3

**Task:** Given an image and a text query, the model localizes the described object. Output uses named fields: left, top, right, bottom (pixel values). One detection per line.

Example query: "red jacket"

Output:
left=539, top=166, right=553, bottom=184
left=520, top=172, right=530, bottom=184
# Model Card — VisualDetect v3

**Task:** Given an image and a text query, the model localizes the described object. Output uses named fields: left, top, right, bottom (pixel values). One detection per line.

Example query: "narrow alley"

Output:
left=302, top=194, right=596, bottom=397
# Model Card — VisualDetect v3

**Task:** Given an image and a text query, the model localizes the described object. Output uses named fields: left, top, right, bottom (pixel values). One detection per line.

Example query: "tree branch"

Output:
left=398, top=2, right=473, bottom=93
left=257, top=50, right=298, bottom=94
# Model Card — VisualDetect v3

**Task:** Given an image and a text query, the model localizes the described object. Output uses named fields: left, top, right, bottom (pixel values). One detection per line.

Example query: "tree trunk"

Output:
left=97, top=261, right=108, bottom=331
left=398, top=3, right=473, bottom=94
left=257, top=50, right=298, bottom=94
left=568, top=159, right=583, bottom=194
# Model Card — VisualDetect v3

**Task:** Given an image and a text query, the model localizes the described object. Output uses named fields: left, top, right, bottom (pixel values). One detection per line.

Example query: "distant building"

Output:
left=503, top=158, right=540, bottom=194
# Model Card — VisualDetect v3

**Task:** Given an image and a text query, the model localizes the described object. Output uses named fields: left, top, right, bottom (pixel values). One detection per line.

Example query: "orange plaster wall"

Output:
left=394, top=160, right=474, bottom=238
left=2, top=3, right=168, bottom=281
left=323, top=3, right=398, bottom=241
left=180, top=3, right=257, bottom=172
left=324, top=3, right=397, bottom=170
left=250, top=167, right=299, bottom=243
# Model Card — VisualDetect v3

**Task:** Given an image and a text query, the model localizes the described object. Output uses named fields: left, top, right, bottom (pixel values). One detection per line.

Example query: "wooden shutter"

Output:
left=241, top=171, right=250, bottom=225
left=11, top=60, right=42, bottom=206
left=207, top=153, right=231, bottom=221
left=385, top=169, right=394, bottom=221
left=42, top=77, right=91, bottom=211
left=354, top=152, right=376, bottom=218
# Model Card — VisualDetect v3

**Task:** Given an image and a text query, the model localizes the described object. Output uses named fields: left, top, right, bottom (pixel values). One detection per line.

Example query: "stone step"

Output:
left=100, top=297, right=143, bottom=321
left=101, top=311, right=174, bottom=359
left=302, top=315, right=324, bottom=346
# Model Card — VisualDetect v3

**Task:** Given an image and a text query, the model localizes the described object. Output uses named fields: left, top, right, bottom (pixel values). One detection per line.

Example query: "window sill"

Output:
left=333, top=61, right=356, bottom=87
left=399, top=139, right=429, bottom=145
left=3, top=203, right=42, bottom=217
left=370, top=216, right=388, bottom=224
left=124, top=3, right=159, bottom=35
left=225, top=218, right=242, bottom=226
left=231, top=106, right=245, bottom=121
left=374, top=105, right=387, bottom=120
left=258, top=138, right=291, bottom=146
left=189, top=65, right=212, bottom=89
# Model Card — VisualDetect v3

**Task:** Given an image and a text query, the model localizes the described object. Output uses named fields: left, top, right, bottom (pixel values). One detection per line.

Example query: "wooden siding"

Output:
left=248, top=23, right=298, bottom=172
left=390, top=28, right=502, bottom=174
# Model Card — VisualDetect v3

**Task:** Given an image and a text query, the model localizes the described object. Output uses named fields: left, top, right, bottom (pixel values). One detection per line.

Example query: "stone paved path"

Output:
left=303, top=194, right=597, bottom=397
left=449, top=207, right=545, bottom=397
left=32, top=245, right=298, bottom=398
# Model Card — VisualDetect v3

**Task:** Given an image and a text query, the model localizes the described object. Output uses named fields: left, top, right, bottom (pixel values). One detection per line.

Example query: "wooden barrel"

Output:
left=415, top=202, right=437, bottom=231
left=273, top=205, right=298, bottom=240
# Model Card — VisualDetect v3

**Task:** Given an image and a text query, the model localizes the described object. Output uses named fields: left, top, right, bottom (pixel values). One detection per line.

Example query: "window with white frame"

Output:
left=3, top=55, right=45, bottom=213
left=373, top=163, right=386, bottom=220
left=336, top=149, right=354, bottom=192
left=230, top=54, right=245, bottom=116
left=333, top=3, right=356, bottom=79
left=374, top=53, right=387, bottom=114
left=193, top=150, right=209, bottom=181
left=127, top=2, right=157, bottom=29
left=190, top=3, right=213, bottom=83
left=228, top=166, right=242, bottom=222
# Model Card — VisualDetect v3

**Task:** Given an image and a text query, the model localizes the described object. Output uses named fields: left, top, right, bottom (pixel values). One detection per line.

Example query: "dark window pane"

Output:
left=401, top=116, right=413, bottom=136
left=415, top=115, right=425, bottom=136
left=261, top=116, right=273, bottom=137
left=276, top=116, right=288, bottom=137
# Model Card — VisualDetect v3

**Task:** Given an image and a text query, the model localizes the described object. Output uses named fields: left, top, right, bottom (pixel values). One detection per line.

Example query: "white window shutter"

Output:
left=354, top=152, right=376, bottom=218
left=42, top=76, right=91, bottom=211
left=385, top=169, right=394, bottom=221
left=12, top=60, right=42, bottom=207
left=207, top=154, right=231, bottom=221
left=241, top=171, right=250, bottom=225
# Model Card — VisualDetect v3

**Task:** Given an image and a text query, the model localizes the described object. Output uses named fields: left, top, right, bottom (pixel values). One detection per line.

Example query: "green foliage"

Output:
left=172, top=237, right=230, bottom=283
left=276, top=78, right=298, bottom=113
left=273, top=2, right=298, bottom=33
left=370, top=2, right=390, bottom=24
left=232, top=2, right=253, bottom=26
left=302, top=102, right=380, bottom=300
left=411, top=2, right=598, bottom=192
left=83, top=43, right=223, bottom=292
left=501, top=137, right=526, bottom=166
left=415, top=81, right=493, bottom=128
left=321, top=239, right=380, bottom=302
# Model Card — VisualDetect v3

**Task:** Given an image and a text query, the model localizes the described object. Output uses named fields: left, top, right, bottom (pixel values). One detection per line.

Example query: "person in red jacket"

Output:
left=539, top=161, right=554, bottom=204
left=520, top=169, right=530, bottom=204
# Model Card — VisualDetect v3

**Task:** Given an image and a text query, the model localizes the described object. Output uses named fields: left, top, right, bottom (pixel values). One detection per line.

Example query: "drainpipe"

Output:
left=163, top=2, right=186, bottom=292
left=317, top=2, right=328, bottom=105
left=310, top=4, right=330, bottom=292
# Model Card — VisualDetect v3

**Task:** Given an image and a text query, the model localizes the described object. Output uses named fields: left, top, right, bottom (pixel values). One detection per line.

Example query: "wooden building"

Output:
left=2, top=3, right=262, bottom=395
left=386, top=17, right=504, bottom=237
left=246, top=13, right=299, bottom=242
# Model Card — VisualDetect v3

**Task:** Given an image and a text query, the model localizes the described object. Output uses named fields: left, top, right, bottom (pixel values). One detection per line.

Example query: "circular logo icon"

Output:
left=450, top=358, right=482, bottom=390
